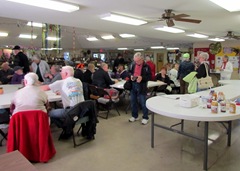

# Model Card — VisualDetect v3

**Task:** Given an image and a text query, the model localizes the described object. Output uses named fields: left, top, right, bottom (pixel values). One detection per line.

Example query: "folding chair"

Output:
left=62, top=100, right=98, bottom=147
left=96, top=87, right=120, bottom=119
left=0, top=109, right=10, bottom=146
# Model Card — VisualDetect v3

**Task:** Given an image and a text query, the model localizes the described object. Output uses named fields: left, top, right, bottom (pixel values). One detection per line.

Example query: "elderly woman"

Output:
left=220, top=55, right=233, bottom=80
left=31, top=54, right=50, bottom=82
left=155, top=67, right=171, bottom=94
left=196, top=52, right=210, bottom=79
left=10, top=72, right=49, bottom=115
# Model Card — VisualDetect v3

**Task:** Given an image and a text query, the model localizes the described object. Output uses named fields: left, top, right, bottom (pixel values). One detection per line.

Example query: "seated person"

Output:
left=116, top=64, right=129, bottom=80
left=155, top=67, right=171, bottom=94
left=92, top=62, right=118, bottom=88
left=0, top=62, right=14, bottom=84
left=43, top=65, right=62, bottom=84
left=41, top=66, right=85, bottom=139
left=10, top=72, right=49, bottom=115
left=83, top=63, right=95, bottom=84
left=11, top=66, right=24, bottom=84
left=74, top=63, right=84, bottom=82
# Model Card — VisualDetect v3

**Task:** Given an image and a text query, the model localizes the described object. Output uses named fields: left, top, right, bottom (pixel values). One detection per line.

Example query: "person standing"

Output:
left=113, top=53, right=124, bottom=73
left=220, top=55, right=233, bottom=80
left=12, top=45, right=30, bottom=74
left=128, top=52, right=151, bottom=125
left=31, top=54, right=50, bottom=82
left=177, top=53, right=195, bottom=94
left=169, top=63, right=180, bottom=87
left=145, top=56, right=156, bottom=81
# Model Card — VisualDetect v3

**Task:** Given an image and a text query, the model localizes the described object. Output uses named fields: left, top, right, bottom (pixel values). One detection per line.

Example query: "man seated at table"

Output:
left=10, top=72, right=49, bottom=115
left=0, top=62, right=14, bottom=84
left=43, top=65, right=62, bottom=84
left=41, top=66, right=85, bottom=139
left=92, top=62, right=118, bottom=88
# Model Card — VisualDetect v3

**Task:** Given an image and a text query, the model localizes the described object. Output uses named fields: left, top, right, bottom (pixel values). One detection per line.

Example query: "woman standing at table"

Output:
left=220, top=55, right=233, bottom=80
left=196, top=52, right=210, bottom=91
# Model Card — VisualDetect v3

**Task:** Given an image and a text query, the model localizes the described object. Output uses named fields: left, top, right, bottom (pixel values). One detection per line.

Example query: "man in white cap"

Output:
left=177, top=53, right=195, bottom=94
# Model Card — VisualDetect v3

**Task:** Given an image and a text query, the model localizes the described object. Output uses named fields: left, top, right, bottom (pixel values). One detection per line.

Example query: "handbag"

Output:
left=197, top=63, right=214, bottom=89
left=123, top=80, right=132, bottom=90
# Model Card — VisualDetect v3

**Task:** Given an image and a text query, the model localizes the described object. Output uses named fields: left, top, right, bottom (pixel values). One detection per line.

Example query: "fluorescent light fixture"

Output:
left=27, top=22, right=44, bottom=27
left=155, top=26, right=185, bottom=33
left=186, top=33, right=209, bottom=38
left=7, top=0, right=79, bottom=13
left=150, top=46, right=165, bottom=49
left=117, top=48, right=128, bottom=50
left=208, top=38, right=225, bottom=42
left=41, top=47, right=63, bottom=50
left=46, top=36, right=60, bottom=41
left=86, top=37, right=98, bottom=41
left=19, top=34, right=37, bottom=39
left=119, top=34, right=136, bottom=38
left=208, top=0, right=240, bottom=12
left=101, top=13, right=147, bottom=26
left=0, top=32, right=8, bottom=37
left=134, top=49, right=144, bottom=51
left=167, top=47, right=179, bottom=50
left=101, top=35, right=115, bottom=40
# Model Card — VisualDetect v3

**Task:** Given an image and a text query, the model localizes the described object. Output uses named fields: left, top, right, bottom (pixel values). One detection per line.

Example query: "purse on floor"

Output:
left=197, top=63, right=213, bottom=89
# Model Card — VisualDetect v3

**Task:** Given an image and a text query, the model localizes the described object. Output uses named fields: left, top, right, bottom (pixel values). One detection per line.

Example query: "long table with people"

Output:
left=0, top=84, right=61, bottom=109
left=146, top=84, right=240, bottom=171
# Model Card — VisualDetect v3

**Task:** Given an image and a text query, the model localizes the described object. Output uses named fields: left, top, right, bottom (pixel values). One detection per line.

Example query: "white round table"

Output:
left=146, top=84, right=240, bottom=171
left=218, top=80, right=240, bottom=85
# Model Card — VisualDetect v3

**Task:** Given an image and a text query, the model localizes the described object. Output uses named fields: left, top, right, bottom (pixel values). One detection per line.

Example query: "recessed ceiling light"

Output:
left=46, top=36, right=60, bottom=41
left=101, top=35, right=115, bottom=40
left=208, top=38, right=225, bottom=42
left=117, top=48, right=128, bottom=50
left=86, top=37, right=98, bottom=41
left=19, top=34, right=37, bottom=39
left=0, top=32, right=8, bottom=37
left=186, top=33, right=208, bottom=38
left=101, top=13, right=147, bottom=26
left=7, top=0, right=80, bottom=13
left=154, top=26, right=185, bottom=33
left=150, top=46, right=165, bottom=49
left=208, top=0, right=240, bottom=12
left=27, top=22, right=44, bottom=27
left=119, top=34, right=136, bottom=38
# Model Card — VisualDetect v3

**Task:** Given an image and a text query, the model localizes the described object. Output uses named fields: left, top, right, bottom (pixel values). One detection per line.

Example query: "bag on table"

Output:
left=197, top=63, right=214, bottom=89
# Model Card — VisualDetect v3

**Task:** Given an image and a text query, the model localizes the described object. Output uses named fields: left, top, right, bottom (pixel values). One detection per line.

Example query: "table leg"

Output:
left=203, top=122, right=209, bottom=171
left=151, top=112, right=155, bottom=148
left=181, top=119, right=184, bottom=131
left=227, top=121, right=232, bottom=147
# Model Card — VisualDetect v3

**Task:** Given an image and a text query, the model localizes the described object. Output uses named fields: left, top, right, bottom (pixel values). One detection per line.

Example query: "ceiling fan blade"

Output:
left=173, top=14, right=190, bottom=18
left=166, top=19, right=175, bottom=27
left=174, top=18, right=201, bottom=23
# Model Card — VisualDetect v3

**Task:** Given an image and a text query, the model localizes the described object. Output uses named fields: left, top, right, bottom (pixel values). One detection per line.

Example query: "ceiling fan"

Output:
left=223, top=31, right=240, bottom=40
left=156, top=9, right=202, bottom=27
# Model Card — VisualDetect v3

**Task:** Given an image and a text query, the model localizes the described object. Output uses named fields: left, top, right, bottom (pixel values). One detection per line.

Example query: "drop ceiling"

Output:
left=0, top=0, right=240, bottom=50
